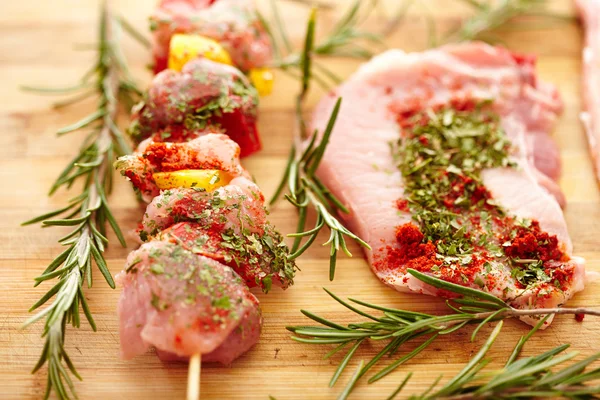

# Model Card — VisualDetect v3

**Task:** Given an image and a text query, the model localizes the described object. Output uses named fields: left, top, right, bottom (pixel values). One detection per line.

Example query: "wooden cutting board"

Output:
left=1, top=0, right=599, bottom=398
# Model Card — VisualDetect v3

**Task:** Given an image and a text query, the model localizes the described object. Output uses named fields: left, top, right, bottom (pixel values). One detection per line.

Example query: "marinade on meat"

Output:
left=129, top=58, right=261, bottom=157
left=140, top=178, right=296, bottom=290
left=138, top=177, right=263, bottom=236
left=310, top=43, right=585, bottom=325
left=160, top=221, right=295, bottom=291
left=116, top=134, right=249, bottom=202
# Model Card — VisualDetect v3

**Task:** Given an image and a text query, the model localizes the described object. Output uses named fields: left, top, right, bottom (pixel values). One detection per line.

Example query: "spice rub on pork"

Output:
left=138, top=177, right=262, bottom=236
left=140, top=177, right=296, bottom=290
left=116, top=133, right=249, bottom=202
left=311, top=43, right=585, bottom=324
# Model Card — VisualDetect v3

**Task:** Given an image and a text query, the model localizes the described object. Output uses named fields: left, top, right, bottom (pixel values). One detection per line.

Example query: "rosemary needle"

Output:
left=337, top=359, right=365, bottom=400
left=21, top=3, right=141, bottom=399
left=386, top=372, right=412, bottom=400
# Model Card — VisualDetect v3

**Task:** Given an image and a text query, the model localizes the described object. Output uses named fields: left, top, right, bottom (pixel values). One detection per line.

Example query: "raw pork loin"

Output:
left=311, top=43, right=585, bottom=325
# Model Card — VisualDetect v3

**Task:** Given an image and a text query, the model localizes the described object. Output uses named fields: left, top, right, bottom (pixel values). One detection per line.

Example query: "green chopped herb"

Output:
left=150, top=292, right=169, bottom=311
left=213, top=296, right=231, bottom=310
left=150, top=264, right=165, bottom=275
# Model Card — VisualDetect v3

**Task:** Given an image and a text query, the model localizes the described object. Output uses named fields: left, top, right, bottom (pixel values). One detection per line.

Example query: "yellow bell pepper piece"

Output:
left=168, top=34, right=233, bottom=72
left=153, top=170, right=231, bottom=191
left=249, top=67, right=274, bottom=96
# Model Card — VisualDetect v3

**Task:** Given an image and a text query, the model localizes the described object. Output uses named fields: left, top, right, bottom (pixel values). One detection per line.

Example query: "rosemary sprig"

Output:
left=270, top=9, right=370, bottom=281
left=21, top=3, right=140, bottom=399
left=444, top=0, right=573, bottom=44
left=266, top=0, right=385, bottom=89
left=385, top=318, right=600, bottom=399
left=288, top=269, right=600, bottom=396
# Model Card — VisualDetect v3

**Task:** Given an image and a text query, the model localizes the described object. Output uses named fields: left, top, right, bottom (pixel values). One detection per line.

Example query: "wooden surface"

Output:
left=1, top=0, right=600, bottom=399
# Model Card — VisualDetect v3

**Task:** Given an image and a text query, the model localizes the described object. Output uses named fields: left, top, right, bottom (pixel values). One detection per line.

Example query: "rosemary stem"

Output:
left=436, top=386, right=533, bottom=400
left=506, top=307, right=600, bottom=318
left=432, top=306, right=600, bottom=332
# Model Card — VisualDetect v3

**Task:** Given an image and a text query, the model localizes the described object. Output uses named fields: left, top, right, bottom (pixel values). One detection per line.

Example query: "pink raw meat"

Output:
left=311, top=43, right=585, bottom=325
left=117, top=241, right=262, bottom=362
left=137, top=177, right=296, bottom=290
left=115, top=133, right=249, bottom=202
left=151, top=0, right=272, bottom=73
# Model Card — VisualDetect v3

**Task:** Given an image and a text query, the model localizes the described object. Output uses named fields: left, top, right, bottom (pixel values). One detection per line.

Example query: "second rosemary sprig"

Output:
left=270, top=9, right=370, bottom=281
left=288, top=269, right=600, bottom=395
left=263, top=0, right=386, bottom=89
left=21, top=4, right=141, bottom=399
left=386, top=318, right=600, bottom=399
left=444, top=0, right=573, bottom=44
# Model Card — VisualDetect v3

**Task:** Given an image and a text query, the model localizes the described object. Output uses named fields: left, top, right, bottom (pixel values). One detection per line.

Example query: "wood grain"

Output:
left=1, top=0, right=599, bottom=399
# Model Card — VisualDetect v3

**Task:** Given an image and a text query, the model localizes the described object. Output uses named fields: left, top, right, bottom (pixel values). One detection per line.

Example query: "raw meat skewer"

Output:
left=115, top=1, right=288, bottom=391
left=117, top=116, right=294, bottom=381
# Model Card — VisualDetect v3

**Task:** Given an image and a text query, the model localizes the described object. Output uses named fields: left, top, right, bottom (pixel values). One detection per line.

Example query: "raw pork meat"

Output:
left=151, top=0, right=272, bottom=73
left=129, top=59, right=261, bottom=157
left=139, top=177, right=296, bottom=290
left=311, top=43, right=585, bottom=324
left=138, top=177, right=263, bottom=237
left=118, top=241, right=261, bottom=363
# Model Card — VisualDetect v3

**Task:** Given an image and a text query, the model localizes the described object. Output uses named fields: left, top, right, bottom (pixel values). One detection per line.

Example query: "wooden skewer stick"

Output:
left=187, top=353, right=201, bottom=400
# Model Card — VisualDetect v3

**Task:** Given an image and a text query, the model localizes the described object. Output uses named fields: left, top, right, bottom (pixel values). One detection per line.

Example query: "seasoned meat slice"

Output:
left=115, top=133, right=249, bottom=202
left=311, top=43, right=585, bottom=325
left=129, top=58, right=261, bottom=156
left=140, top=177, right=296, bottom=290
left=117, top=241, right=261, bottom=363
left=159, top=221, right=295, bottom=290
left=139, top=177, right=263, bottom=237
